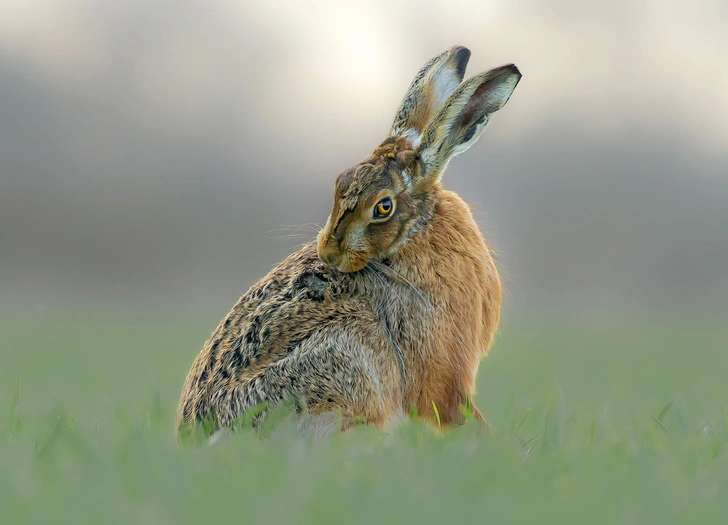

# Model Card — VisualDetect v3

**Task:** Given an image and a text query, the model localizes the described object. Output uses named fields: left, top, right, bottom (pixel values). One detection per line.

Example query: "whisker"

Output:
left=368, top=259, right=433, bottom=312
left=364, top=266, right=407, bottom=388
left=265, top=224, right=323, bottom=235
left=270, top=234, right=314, bottom=242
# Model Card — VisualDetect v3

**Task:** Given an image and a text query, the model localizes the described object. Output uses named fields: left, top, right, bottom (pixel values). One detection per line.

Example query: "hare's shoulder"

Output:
left=237, top=242, right=346, bottom=309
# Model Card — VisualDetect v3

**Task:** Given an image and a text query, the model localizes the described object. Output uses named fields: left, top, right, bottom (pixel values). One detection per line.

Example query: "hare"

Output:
left=176, top=46, right=521, bottom=437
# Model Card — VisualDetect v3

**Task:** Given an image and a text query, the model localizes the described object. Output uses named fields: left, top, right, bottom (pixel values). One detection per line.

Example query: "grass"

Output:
left=1, top=309, right=728, bottom=523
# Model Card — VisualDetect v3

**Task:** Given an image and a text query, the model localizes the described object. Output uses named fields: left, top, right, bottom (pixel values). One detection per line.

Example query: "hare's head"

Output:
left=317, top=46, right=521, bottom=272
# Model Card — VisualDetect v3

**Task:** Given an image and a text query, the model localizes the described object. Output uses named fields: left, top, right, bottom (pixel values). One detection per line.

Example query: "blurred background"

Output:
left=2, top=6, right=728, bottom=521
left=1, top=0, right=727, bottom=316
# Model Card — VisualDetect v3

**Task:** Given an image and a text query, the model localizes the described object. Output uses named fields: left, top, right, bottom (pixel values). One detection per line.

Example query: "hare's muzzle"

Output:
left=317, top=241, right=343, bottom=268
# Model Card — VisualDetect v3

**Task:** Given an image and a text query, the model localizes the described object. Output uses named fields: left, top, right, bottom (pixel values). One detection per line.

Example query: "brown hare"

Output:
left=176, top=45, right=521, bottom=438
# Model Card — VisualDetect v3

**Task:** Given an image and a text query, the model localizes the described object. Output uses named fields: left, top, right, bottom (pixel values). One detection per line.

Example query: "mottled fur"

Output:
left=176, top=46, right=521, bottom=436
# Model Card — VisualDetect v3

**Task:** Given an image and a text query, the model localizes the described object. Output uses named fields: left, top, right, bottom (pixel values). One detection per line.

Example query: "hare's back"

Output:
left=176, top=242, right=375, bottom=427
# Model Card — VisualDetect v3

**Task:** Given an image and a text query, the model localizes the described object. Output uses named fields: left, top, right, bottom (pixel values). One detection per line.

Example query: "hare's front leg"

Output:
left=222, top=336, right=395, bottom=432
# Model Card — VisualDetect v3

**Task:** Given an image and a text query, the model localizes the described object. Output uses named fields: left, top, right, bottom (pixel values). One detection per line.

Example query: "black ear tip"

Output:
left=504, top=63, right=522, bottom=79
left=450, top=46, right=471, bottom=78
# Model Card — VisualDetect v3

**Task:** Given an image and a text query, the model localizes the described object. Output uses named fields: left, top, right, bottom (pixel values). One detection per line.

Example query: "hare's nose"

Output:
left=317, top=243, right=342, bottom=268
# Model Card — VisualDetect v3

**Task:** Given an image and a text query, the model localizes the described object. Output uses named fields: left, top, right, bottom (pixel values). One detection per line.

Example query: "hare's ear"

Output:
left=390, top=46, right=471, bottom=146
left=416, top=64, right=521, bottom=183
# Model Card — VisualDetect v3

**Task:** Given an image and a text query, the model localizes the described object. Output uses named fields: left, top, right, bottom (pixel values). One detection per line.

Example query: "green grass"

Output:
left=2, top=310, right=728, bottom=523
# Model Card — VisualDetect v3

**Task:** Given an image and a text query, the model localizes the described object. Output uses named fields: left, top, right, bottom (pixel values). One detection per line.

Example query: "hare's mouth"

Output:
left=337, top=250, right=369, bottom=273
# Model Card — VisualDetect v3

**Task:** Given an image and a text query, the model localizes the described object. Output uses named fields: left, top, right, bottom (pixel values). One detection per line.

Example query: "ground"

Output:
left=1, top=310, right=727, bottom=523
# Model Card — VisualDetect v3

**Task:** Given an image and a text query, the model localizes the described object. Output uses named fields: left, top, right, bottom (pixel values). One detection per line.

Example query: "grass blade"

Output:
left=432, top=401, right=442, bottom=429
left=658, top=400, right=674, bottom=423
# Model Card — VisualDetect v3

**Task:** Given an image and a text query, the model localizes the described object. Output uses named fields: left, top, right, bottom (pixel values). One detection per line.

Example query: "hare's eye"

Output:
left=373, top=197, right=395, bottom=220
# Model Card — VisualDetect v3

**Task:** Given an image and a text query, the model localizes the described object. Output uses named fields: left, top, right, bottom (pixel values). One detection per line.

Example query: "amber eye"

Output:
left=373, top=197, right=394, bottom=219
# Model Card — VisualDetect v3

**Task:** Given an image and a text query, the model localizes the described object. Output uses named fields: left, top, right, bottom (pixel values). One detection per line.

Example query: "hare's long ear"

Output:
left=416, top=64, right=521, bottom=183
left=390, top=46, right=471, bottom=146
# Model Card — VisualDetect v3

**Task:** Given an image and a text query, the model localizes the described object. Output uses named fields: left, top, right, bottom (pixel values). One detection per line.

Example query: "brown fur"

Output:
left=175, top=46, right=521, bottom=436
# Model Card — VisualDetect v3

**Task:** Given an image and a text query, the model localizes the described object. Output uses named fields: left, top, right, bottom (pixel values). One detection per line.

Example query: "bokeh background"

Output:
left=2, top=0, right=726, bottom=316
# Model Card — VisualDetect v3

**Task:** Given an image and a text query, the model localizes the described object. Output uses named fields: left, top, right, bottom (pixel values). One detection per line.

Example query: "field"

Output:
left=2, top=309, right=728, bottom=524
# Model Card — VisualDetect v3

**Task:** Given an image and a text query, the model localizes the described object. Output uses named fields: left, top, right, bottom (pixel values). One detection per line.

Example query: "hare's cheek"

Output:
left=366, top=221, right=398, bottom=255
left=343, top=221, right=368, bottom=252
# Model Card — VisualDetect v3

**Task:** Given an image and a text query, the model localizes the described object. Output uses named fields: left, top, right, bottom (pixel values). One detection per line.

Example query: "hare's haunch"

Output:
left=176, top=46, right=521, bottom=436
